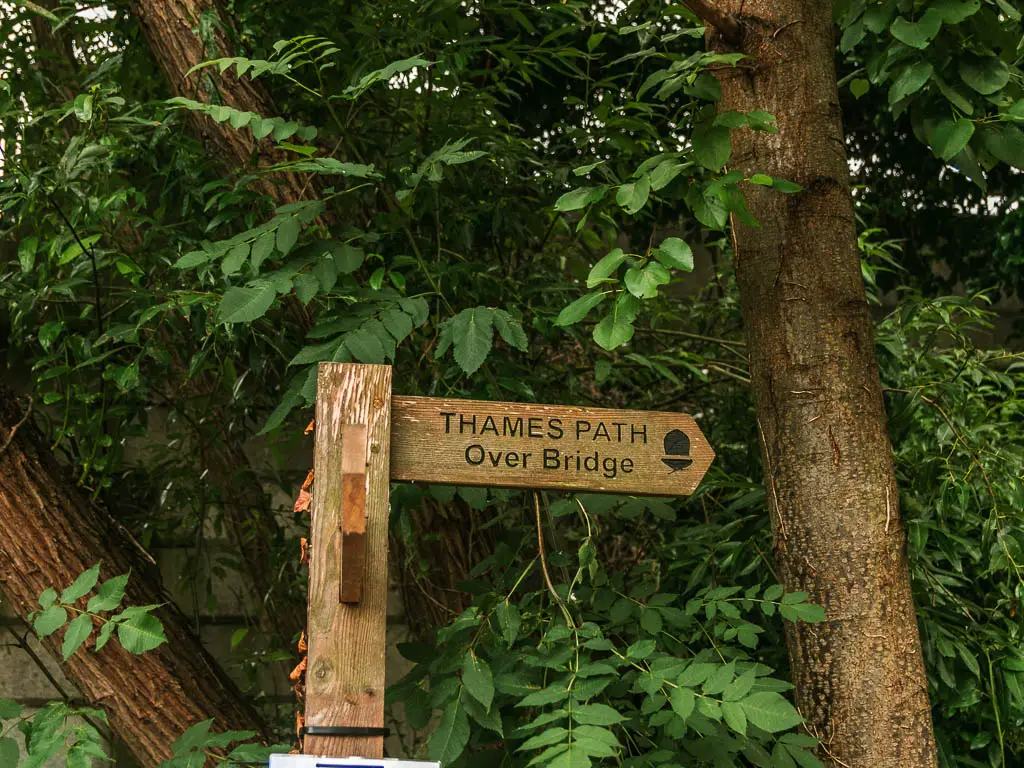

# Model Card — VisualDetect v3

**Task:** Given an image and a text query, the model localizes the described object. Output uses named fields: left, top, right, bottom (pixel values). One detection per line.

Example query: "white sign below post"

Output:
left=271, top=757, right=440, bottom=768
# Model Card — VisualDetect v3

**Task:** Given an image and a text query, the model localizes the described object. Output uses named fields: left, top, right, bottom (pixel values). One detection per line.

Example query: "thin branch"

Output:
left=0, top=396, right=33, bottom=457
left=682, top=0, right=744, bottom=45
left=533, top=492, right=574, bottom=628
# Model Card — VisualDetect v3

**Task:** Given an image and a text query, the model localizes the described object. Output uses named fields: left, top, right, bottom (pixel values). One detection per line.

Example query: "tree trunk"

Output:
left=0, top=386, right=269, bottom=766
left=128, top=0, right=314, bottom=205
left=703, top=2, right=937, bottom=766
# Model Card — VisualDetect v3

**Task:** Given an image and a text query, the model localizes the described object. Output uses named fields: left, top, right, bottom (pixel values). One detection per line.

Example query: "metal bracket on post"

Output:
left=339, top=424, right=368, bottom=604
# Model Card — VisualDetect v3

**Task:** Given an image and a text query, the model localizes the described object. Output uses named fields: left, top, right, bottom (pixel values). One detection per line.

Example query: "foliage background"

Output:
left=0, top=0, right=1022, bottom=766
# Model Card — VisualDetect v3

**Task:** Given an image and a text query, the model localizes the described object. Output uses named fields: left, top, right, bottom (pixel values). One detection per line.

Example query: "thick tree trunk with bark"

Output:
left=0, top=387, right=268, bottom=766
left=701, top=1, right=937, bottom=765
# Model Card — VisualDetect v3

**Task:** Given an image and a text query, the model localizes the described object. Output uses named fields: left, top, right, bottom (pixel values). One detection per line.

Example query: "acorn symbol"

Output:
left=662, top=429, right=693, bottom=473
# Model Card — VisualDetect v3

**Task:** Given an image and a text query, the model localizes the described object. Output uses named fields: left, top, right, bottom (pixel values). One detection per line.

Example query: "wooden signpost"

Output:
left=303, top=363, right=714, bottom=758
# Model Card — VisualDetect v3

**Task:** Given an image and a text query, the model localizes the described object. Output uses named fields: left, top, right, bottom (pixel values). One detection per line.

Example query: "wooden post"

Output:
left=305, top=363, right=392, bottom=757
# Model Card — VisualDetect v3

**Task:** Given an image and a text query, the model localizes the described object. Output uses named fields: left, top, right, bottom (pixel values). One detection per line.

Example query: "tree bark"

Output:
left=705, top=2, right=937, bottom=766
left=128, top=0, right=314, bottom=205
left=0, top=386, right=269, bottom=766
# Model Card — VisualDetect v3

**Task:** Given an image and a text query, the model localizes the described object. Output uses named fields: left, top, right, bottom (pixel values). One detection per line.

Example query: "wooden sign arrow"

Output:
left=389, top=396, right=714, bottom=496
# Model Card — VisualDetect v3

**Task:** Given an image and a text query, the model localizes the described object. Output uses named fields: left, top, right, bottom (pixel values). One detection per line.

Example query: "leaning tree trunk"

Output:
left=129, top=0, right=314, bottom=205
left=0, top=387, right=269, bottom=765
left=697, top=1, right=937, bottom=766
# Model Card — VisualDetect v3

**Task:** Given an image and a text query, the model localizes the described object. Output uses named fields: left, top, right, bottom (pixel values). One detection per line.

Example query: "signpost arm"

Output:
left=305, top=363, right=392, bottom=758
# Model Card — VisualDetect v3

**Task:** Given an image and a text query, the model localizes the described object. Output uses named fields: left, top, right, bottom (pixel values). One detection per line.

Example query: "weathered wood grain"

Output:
left=305, top=364, right=392, bottom=757
left=390, top=396, right=714, bottom=496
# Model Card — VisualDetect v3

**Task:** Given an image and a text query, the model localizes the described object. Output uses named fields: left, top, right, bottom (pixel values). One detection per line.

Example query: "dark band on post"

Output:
left=300, top=726, right=391, bottom=738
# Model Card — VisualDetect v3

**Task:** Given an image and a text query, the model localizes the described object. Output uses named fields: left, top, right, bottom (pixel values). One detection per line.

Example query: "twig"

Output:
left=773, top=19, right=804, bottom=38
left=0, top=396, right=33, bottom=457
left=880, top=487, right=888, bottom=536
left=682, top=0, right=743, bottom=45
left=757, top=419, right=787, bottom=539
left=533, top=492, right=574, bottom=627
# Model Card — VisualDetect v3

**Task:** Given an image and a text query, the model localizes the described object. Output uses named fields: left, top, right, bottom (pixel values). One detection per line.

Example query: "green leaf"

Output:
left=18, top=236, right=37, bottom=273
left=174, top=251, right=209, bottom=270
left=627, top=638, right=656, bottom=658
left=62, top=614, right=93, bottom=660
left=247, top=233, right=273, bottom=271
left=980, top=124, right=1024, bottom=169
left=739, top=691, right=803, bottom=733
left=229, top=743, right=293, bottom=762
left=724, top=669, right=758, bottom=701
left=381, top=307, right=414, bottom=342
left=34, top=606, right=67, bottom=638
left=60, top=563, right=101, bottom=603
left=889, top=61, right=933, bottom=104
left=678, top=662, right=717, bottom=687
left=650, top=160, right=685, bottom=191
left=94, top=620, right=116, bottom=652
left=624, top=262, right=670, bottom=299
left=960, top=56, right=1010, bottom=95
left=252, top=118, right=275, bottom=140
left=276, top=216, right=301, bottom=255
left=494, top=601, right=521, bottom=646
left=932, top=0, right=981, bottom=23
left=692, top=124, right=731, bottom=170
left=654, top=237, right=694, bottom=271
left=890, top=10, right=942, bottom=49
left=555, top=186, right=605, bottom=212
left=721, top=700, right=747, bottom=735
left=428, top=699, right=470, bottom=764
left=593, top=314, right=634, bottom=350
left=293, top=273, right=320, bottom=305
left=73, top=93, right=93, bottom=121
left=451, top=307, right=494, bottom=375
left=173, top=719, right=213, bottom=755
left=517, top=682, right=570, bottom=707
left=331, top=242, right=365, bottom=273
left=670, top=686, right=695, bottom=722
left=38, top=588, right=58, bottom=609
left=87, top=573, right=129, bottom=613
left=574, top=161, right=605, bottom=176
left=38, top=321, right=63, bottom=350
left=702, top=662, right=735, bottom=695
left=586, top=249, right=626, bottom=288
left=840, top=18, right=865, bottom=53
left=616, top=176, right=651, bottom=215
left=519, top=727, right=567, bottom=751
left=462, top=652, right=495, bottom=711
left=572, top=703, right=625, bottom=725
left=0, top=699, right=24, bottom=719
left=850, top=78, right=870, bottom=99
left=346, top=328, right=386, bottom=364
left=556, top=292, right=607, bottom=326
left=58, top=234, right=101, bottom=265
left=117, top=612, right=168, bottom=654
left=217, top=281, right=277, bottom=324
left=221, top=242, right=249, bottom=275
left=790, top=601, right=827, bottom=622
left=547, top=743, right=591, bottom=768
left=464, top=694, right=503, bottom=736
left=930, top=118, right=975, bottom=161
left=0, top=738, right=18, bottom=766
left=493, top=309, right=528, bottom=351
